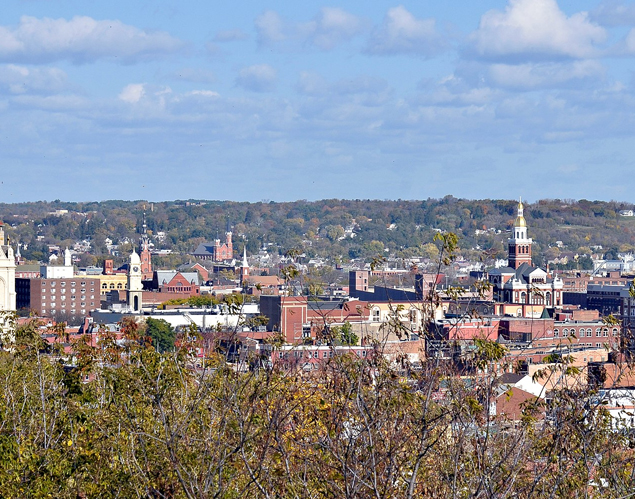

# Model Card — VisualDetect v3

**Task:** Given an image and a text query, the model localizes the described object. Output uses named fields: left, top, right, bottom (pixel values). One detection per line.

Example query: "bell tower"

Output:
left=508, top=199, right=532, bottom=269
left=139, top=207, right=152, bottom=279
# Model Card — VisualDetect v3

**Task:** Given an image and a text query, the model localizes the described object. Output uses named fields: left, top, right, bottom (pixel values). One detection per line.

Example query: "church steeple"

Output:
left=508, top=198, right=532, bottom=269
left=139, top=205, right=152, bottom=279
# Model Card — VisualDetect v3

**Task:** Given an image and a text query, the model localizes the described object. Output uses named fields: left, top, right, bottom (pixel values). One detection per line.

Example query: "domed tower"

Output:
left=508, top=199, right=532, bottom=269
left=127, top=250, right=143, bottom=313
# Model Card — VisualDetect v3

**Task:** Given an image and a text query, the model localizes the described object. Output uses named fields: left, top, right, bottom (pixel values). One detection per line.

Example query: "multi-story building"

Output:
left=16, top=276, right=100, bottom=318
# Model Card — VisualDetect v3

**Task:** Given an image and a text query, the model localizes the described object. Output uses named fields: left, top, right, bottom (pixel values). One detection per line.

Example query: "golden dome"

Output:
left=514, top=199, right=526, bottom=227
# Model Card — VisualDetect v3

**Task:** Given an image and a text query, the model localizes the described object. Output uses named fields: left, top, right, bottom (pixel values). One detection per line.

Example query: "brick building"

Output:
left=192, top=232, right=234, bottom=261
left=16, top=277, right=100, bottom=318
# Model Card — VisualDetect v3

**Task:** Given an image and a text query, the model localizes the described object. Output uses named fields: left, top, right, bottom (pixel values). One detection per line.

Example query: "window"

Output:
left=372, top=308, right=380, bottom=322
left=563, top=328, right=569, bottom=337
left=613, top=328, right=619, bottom=336
left=554, top=329, right=559, bottom=337
left=596, top=328, right=601, bottom=336
left=586, top=328, right=592, bottom=337
left=603, top=329, right=608, bottom=337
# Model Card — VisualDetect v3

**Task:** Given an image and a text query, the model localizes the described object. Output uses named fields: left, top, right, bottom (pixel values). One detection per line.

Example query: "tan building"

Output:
left=97, top=273, right=129, bottom=296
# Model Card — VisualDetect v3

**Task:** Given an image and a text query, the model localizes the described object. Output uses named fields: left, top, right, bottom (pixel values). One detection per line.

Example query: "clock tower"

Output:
left=127, top=250, right=143, bottom=313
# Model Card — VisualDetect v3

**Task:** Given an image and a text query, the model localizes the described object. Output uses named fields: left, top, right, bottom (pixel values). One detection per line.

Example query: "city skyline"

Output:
left=2, top=0, right=635, bottom=202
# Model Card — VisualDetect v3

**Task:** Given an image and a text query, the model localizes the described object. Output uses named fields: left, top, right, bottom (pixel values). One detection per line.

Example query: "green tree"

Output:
left=145, top=317, right=176, bottom=353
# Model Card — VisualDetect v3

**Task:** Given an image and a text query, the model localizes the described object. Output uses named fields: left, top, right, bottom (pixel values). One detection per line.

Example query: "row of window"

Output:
left=44, top=281, right=95, bottom=287
left=42, top=302, right=94, bottom=307
left=41, top=309, right=87, bottom=315
left=102, top=283, right=126, bottom=289
left=552, top=328, right=618, bottom=338
left=278, top=350, right=368, bottom=360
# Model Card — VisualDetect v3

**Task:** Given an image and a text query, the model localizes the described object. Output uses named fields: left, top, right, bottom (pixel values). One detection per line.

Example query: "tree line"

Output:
left=2, top=197, right=635, bottom=267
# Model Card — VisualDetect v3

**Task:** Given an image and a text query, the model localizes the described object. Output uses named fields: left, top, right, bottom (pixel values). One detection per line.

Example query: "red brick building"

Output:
left=192, top=232, right=234, bottom=261
left=16, top=277, right=100, bottom=318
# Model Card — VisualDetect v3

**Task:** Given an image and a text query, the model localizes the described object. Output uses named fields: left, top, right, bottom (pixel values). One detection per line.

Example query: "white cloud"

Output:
left=255, top=8, right=363, bottom=50
left=255, top=11, right=286, bottom=45
left=235, top=64, right=277, bottom=92
left=485, top=60, right=605, bottom=90
left=0, top=15, right=184, bottom=64
left=366, top=6, right=446, bottom=57
left=213, top=29, right=249, bottom=42
left=119, top=84, right=146, bottom=103
left=590, top=0, right=635, bottom=27
left=0, top=64, right=68, bottom=94
left=296, top=71, right=328, bottom=95
left=300, top=8, right=364, bottom=50
left=467, top=0, right=606, bottom=61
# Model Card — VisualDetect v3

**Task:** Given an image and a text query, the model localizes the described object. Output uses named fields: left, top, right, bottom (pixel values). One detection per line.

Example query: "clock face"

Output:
left=133, top=266, right=140, bottom=273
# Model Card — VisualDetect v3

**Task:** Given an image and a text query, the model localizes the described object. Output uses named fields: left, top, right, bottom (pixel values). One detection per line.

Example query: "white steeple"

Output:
left=0, top=220, right=16, bottom=313
left=242, top=245, right=249, bottom=268
left=64, top=247, right=72, bottom=267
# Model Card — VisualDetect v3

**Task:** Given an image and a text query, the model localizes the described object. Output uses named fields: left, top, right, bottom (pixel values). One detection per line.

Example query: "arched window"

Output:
left=521, top=292, right=526, bottom=303
left=554, top=329, right=559, bottom=337
left=563, top=328, right=569, bottom=337
left=546, top=292, right=552, bottom=306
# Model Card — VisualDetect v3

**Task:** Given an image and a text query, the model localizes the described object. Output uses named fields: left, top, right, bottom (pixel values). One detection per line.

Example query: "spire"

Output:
left=64, top=247, right=72, bottom=267
left=514, top=197, right=527, bottom=228
left=242, top=245, right=249, bottom=268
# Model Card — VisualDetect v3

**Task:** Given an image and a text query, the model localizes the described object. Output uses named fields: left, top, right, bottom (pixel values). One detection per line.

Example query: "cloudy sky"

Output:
left=1, top=0, right=635, bottom=202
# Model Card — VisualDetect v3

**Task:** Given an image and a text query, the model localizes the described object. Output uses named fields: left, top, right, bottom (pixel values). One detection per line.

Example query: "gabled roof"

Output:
left=193, top=243, right=217, bottom=256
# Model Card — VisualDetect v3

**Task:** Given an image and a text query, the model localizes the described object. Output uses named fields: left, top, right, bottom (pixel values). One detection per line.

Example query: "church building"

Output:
left=192, top=232, right=234, bottom=262
left=0, top=221, right=16, bottom=313
left=489, top=200, right=563, bottom=307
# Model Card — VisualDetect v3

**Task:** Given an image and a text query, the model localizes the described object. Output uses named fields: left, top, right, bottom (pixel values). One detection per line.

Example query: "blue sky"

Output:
left=1, top=0, right=635, bottom=203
